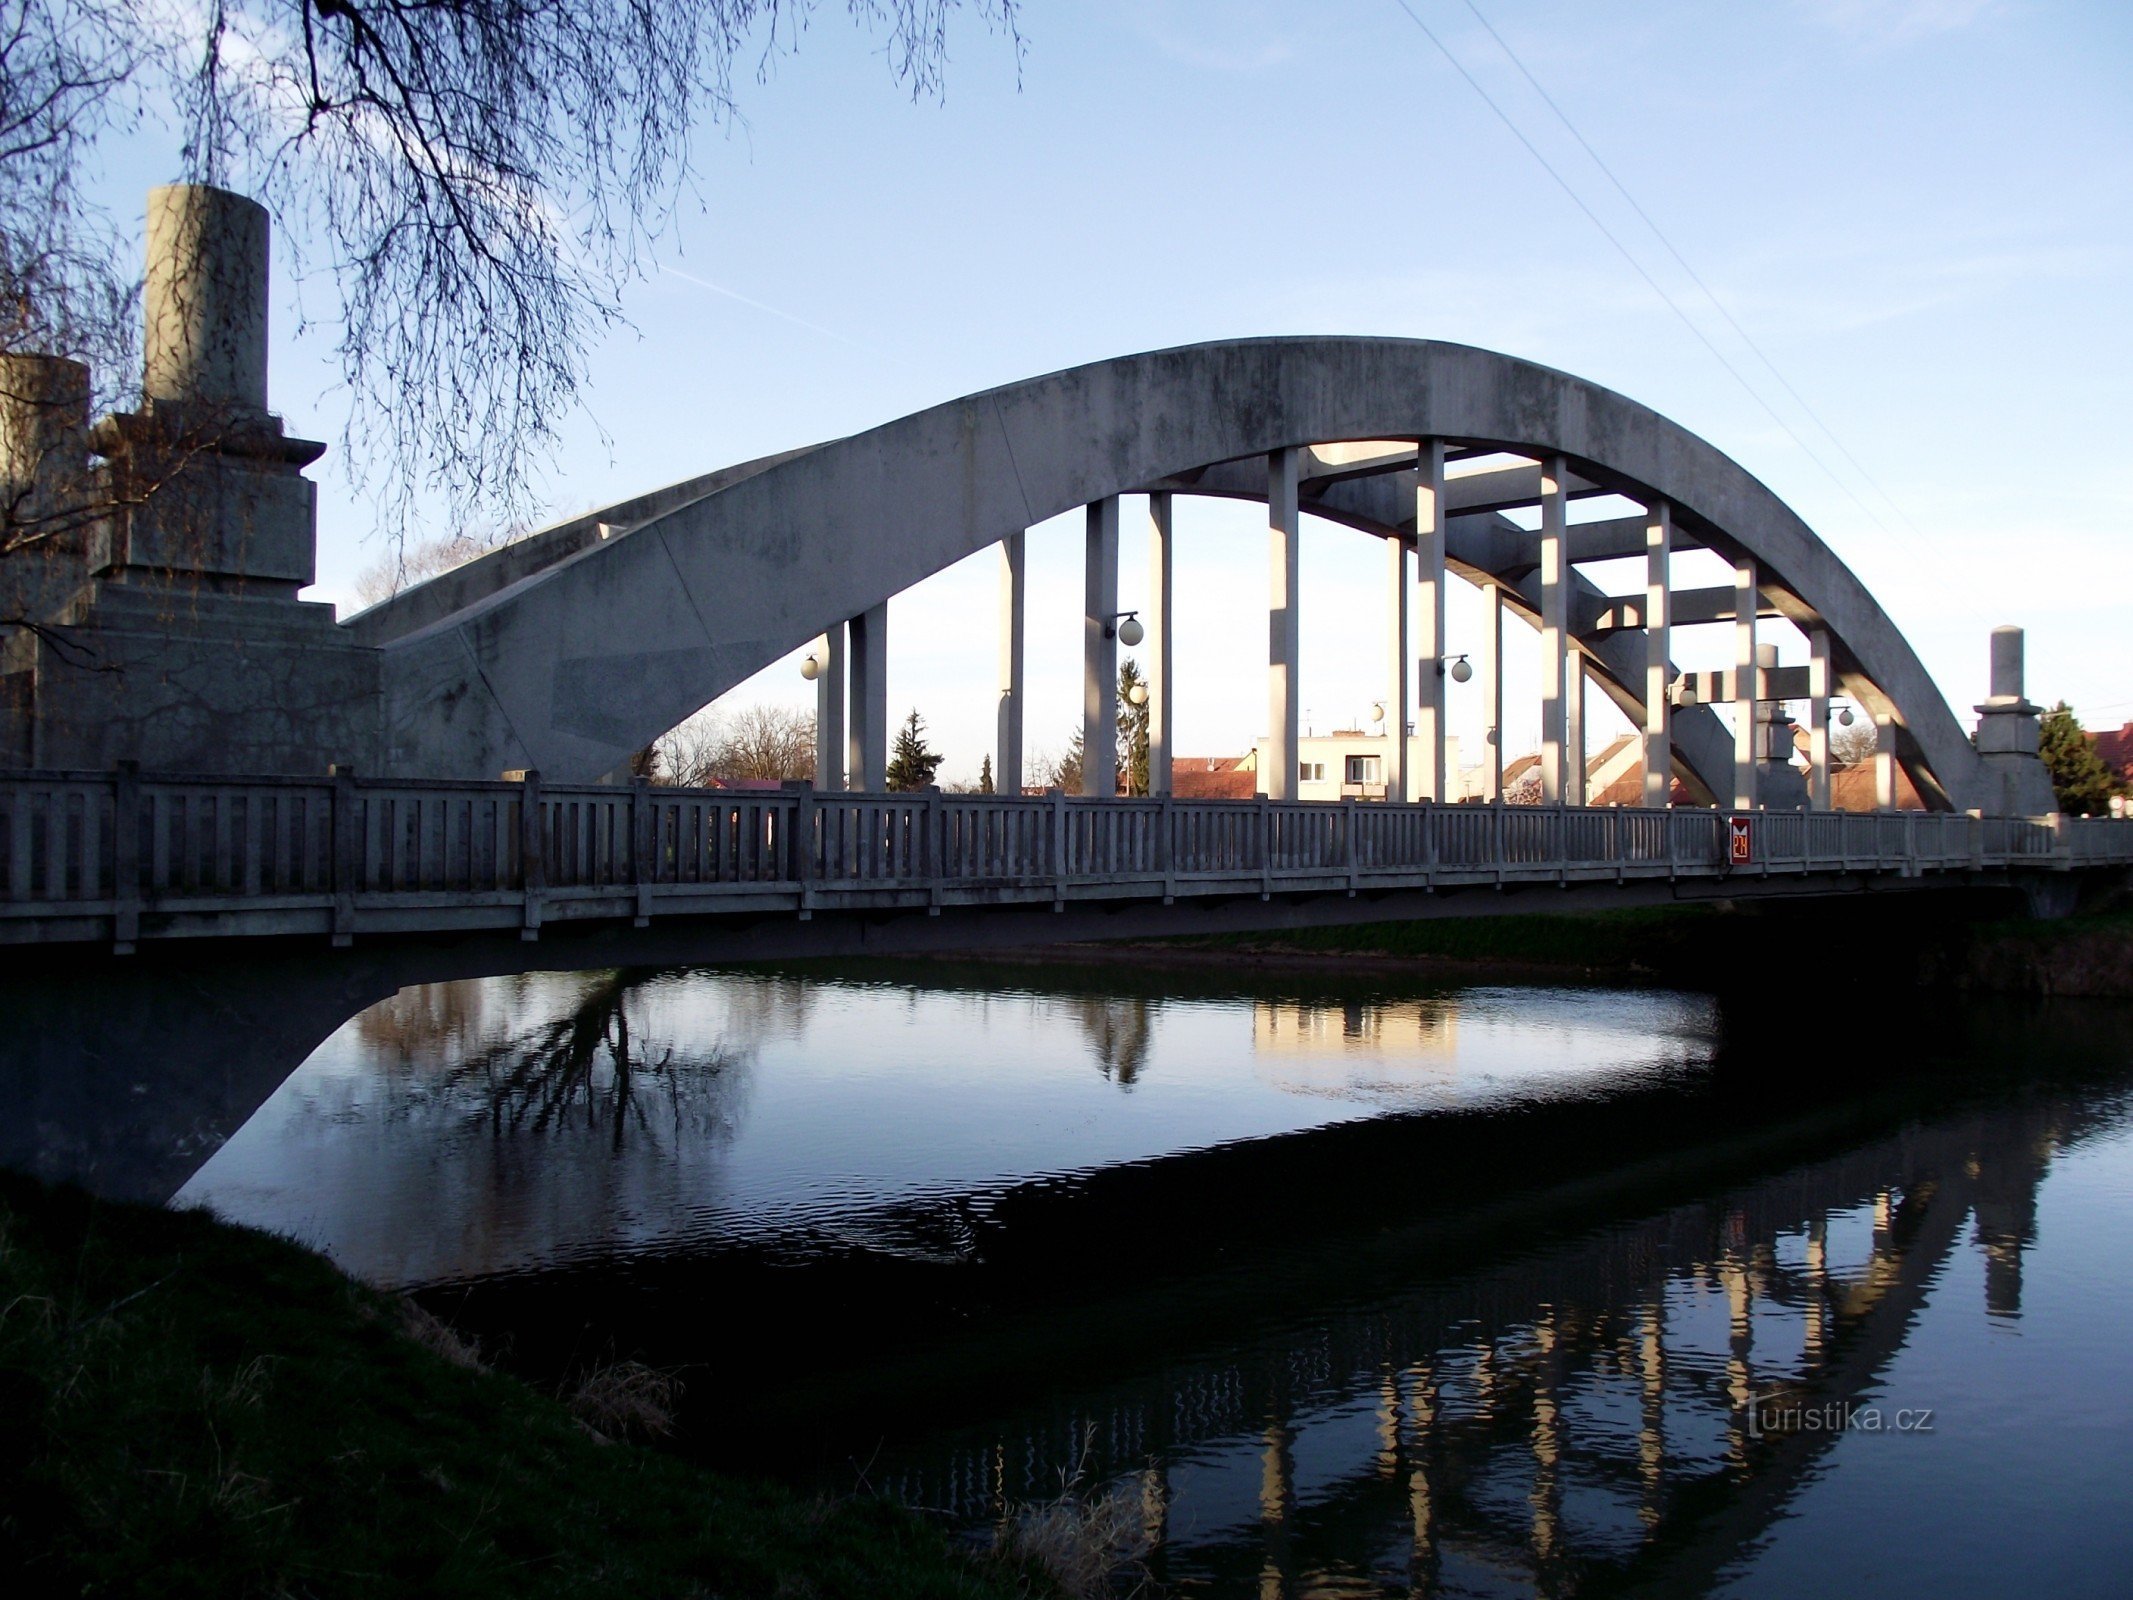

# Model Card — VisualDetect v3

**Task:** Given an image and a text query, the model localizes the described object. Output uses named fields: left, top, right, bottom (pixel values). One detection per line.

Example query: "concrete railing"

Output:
left=1, top=767, right=2127, bottom=952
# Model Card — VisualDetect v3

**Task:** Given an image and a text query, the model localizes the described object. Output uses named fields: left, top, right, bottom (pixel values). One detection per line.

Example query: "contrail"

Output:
left=657, top=264, right=858, bottom=345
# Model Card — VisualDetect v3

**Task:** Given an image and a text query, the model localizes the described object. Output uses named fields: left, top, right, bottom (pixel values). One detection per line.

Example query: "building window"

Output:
left=1298, top=761, right=1326, bottom=782
left=1345, top=755, right=1381, bottom=784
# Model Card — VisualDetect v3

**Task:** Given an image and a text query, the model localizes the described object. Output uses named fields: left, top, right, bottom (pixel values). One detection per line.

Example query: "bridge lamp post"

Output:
left=1432, top=654, right=1473, bottom=684
left=1106, top=611, right=1145, bottom=646
left=799, top=654, right=821, bottom=681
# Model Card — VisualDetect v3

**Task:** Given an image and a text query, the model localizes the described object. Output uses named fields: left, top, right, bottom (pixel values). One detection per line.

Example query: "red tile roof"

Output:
left=2091, top=721, right=2133, bottom=781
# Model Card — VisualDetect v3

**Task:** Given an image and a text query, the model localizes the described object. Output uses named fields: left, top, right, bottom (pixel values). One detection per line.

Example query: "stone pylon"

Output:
left=0, top=185, right=382, bottom=774
left=1971, top=626, right=2056, bottom=816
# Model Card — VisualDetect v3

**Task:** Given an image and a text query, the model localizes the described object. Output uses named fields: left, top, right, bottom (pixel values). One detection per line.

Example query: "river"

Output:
left=179, top=958, right=2133, bottom=1598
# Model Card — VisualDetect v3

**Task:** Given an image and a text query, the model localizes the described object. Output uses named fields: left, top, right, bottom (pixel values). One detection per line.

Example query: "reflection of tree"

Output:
left=1072, top=996, right=1153, bottom=1086
left=354, top=979, right=490, bottom=1061
left=368, top=970, right=751, bottom=1157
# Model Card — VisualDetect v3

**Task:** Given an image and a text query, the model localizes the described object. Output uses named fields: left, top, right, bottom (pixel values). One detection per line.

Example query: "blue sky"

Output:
left=103, top=0, right=2133, bottom=781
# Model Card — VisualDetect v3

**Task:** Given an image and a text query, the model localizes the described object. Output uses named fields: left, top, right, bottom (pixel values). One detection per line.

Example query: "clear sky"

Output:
left=100, top=0, right=2133, bottom=782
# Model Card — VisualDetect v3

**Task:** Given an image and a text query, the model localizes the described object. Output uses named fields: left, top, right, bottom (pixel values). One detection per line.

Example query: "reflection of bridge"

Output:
left=871, top=1065, right=2088, bottom=1597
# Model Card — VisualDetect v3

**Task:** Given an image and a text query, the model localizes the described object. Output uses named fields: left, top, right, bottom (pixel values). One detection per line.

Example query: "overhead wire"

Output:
left=1457, top=0, right=1927, bottom=544
left=1385, top=0, right=1918, bottom=556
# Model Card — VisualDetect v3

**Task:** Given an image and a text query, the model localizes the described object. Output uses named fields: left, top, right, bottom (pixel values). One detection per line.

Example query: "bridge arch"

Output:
left=374, top=337, right=1975, bottom=808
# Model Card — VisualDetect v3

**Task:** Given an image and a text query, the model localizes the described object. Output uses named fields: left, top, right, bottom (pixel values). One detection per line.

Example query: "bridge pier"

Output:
left=1082, top=497, right=1119, bottom=797
left=1734, top=555, right=1759, bottom=808
left=814, top=621, right=847, bottom=790
left=1415, top=441, right=1448, bottom=803
left=1266, top=451, right=1300, bottom=800
left=848, top=602, right=887, bottom=791
left=1385, top=503, right=1409, bottom=802
left=1809, top=629, right=1833, bottom=810
left=1145, top=495, right=1173, bottom=795
left=1539, top=457, right=1569, bottom=804
left=996, top=533, right=1024, bottom=794
left=1480, top=579, right=1506, bottom=801
left=1642, top=501, right=1673, bottom=806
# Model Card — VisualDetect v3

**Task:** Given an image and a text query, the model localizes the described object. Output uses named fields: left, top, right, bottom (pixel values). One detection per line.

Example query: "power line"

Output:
left=1385, top=0, right=1911, bottom=553
left=1457, top=0, right=1926, bottom=543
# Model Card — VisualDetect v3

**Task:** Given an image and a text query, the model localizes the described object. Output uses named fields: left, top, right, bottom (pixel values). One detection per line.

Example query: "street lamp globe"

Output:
left=1116, top=615, right=1145, bottom=647
left=1450, top=657, right=1473, bottom=684
left=799, top=654, right=821, bottom=682
left=1126, top=682, right=1149, bottom=707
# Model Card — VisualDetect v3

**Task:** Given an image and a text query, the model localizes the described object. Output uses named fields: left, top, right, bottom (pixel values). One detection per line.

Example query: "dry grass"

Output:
left=396, top=1297, right=486, bottom=1371
left=990, top=1449, right=1153, bottom=1600
left=566, top=1357, right=683, bottom=1442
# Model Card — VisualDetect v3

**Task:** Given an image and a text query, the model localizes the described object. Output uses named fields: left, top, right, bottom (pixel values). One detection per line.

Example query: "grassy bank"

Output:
left=0, top=1175, right=1034, bottom=1599
left=1157, top=903, right=1721, bottom=972
left=1120, top=901, right=2133, bottom=997
left=1919, top=908, right=2133, bottom=997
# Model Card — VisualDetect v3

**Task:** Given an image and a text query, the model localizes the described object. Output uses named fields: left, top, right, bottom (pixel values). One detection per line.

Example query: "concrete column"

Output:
left=0, top=354, right=92, bottom=625
left=1642, top=501, right=1672, bottom=807
left=813, top=623, right=847, bottom=791
left=996, top=532, right=1025, bottom=795
left=1385, top=528, right=1409, bottom=803
left=1733, top=554, right=1758, bottom=809
left=1874, top=714, right=1897, bottom=811
left=1083, top=496, right=1120, bottom=798
left=1480, top=579, right=1505, bottom=802
left=1566, top=660, right=1586, bottom=806
left=1147, top=493, right=1174, bottom=795
left=1808, top=628, right=1832, bottom=810
left=1267, top=448, right=1301, bottom=802
left=143, top=185, right=271, bottom=416
left=1539, top=457, right=1569, bottom=805
left=1415, top=441, right=1448, bottom=802
left=848, top=602, right=888, bottom=792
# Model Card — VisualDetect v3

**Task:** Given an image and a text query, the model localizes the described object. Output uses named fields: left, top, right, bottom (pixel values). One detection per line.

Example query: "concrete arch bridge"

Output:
left=351, top=336, right=2051, bottom=822
left=3, top=190, right=2128, bottom=1200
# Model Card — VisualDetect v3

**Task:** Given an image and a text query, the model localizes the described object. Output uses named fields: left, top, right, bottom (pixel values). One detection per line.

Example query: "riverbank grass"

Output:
left=1165, top=903, right=1721, bottom=969
left=0, top=1173, right=1031, bottom=1599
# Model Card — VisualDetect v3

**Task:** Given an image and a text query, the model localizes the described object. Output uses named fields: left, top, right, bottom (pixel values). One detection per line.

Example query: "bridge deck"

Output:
left=2, top=770, right=2127, bottom=952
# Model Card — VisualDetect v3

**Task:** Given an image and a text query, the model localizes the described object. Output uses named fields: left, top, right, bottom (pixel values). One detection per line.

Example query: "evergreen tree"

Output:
left=2040, top=702, right=2124, bottom=815
left=1050, top=728, right=1085, bottom=794
left=1118, top=659, right=1151, bottom=797
left=883, top=708, right=944, bottom=792
left=979, top=754, right=995, bottom=794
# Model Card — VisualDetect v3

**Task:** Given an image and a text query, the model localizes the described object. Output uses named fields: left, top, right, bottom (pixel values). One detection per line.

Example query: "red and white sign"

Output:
left=1728, top=815, right=1754, bottom=865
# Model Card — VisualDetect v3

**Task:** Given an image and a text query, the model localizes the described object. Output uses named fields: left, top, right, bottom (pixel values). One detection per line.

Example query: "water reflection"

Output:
left=179, top=966, right=2133, bottom=1595
left=184, top=967, right=1716, bottom=1284
left=870, top=1071, right=2123, bottom=1598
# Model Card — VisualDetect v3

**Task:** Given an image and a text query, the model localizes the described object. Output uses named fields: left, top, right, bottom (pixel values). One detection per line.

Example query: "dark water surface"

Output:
left=183, top=961, right=2133, bottom=1598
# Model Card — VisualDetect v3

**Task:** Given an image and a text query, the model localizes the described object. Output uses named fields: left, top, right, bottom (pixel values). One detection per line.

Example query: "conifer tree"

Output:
left=1118, top=660, right=1151, bottom=797
left=884, top=708, right=943, bottom=792
left=979, top=753, right=994, bottom=794
left=2039, top=702, right=2124, bottom=815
